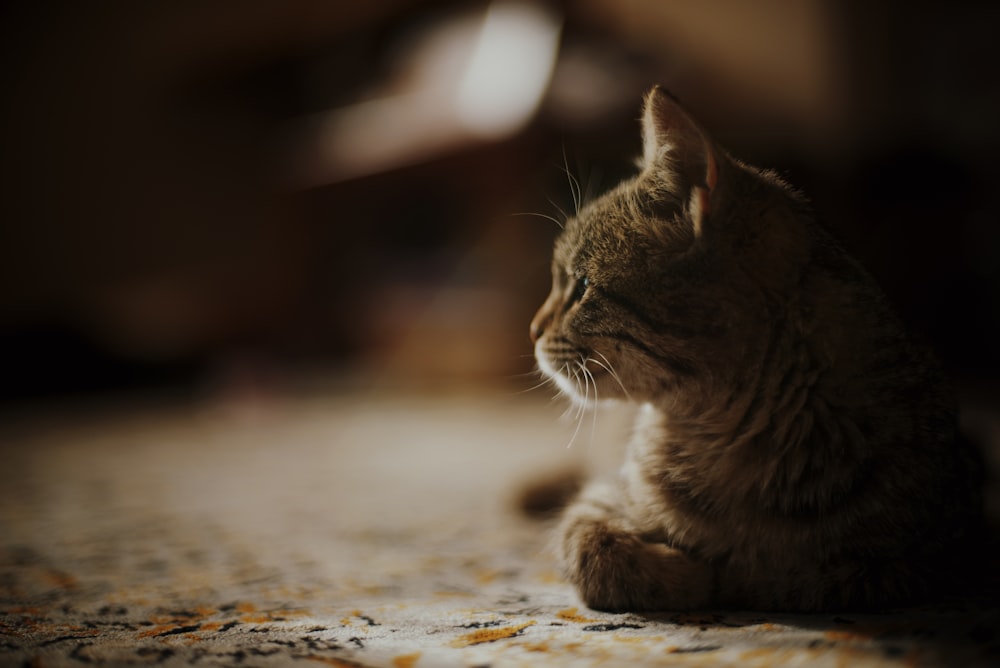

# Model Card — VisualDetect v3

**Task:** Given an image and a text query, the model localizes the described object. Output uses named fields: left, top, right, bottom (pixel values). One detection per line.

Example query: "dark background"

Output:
left=1, top=0, right=999, bottom=409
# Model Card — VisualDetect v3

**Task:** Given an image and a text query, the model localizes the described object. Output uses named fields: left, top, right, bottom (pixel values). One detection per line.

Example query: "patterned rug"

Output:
left=2, top=386, right=998, bottom=667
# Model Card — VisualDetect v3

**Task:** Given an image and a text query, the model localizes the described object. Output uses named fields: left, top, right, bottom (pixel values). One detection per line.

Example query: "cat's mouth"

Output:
left=536, top=344, right=617, bottom=404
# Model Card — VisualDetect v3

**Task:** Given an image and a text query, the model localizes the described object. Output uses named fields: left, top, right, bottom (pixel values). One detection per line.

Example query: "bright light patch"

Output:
left=455, top=2, right=562, bottom=139
left=282, top=1, right=563, bottom=186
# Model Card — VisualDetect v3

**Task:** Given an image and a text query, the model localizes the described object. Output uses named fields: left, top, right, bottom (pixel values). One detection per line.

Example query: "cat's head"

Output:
left=531, top=87, right=809, bottom=406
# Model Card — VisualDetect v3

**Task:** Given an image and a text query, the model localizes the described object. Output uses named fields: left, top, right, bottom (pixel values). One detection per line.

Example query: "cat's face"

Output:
left=531, top=88, right=790, bottom=406
left=530, top=176, right=705, bottom=405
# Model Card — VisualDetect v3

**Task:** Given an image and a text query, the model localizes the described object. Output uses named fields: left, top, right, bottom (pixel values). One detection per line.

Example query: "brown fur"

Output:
left=530, top=87, right=982, bottom=612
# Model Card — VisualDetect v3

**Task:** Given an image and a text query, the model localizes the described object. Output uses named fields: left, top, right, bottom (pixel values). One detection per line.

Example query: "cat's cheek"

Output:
left=535, top=342, right=585, bottom=404
left=555, top=376, right=586, bottom=404
left=534, top=339, right=557, bottom=378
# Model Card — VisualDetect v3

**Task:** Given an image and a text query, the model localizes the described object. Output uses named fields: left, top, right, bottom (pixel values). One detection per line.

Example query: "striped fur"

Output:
left=529, top=88, right=981, bottom=612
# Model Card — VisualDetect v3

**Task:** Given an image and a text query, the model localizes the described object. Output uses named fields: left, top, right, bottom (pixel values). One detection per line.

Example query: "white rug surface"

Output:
left=1, top=385, right=997, bottom=667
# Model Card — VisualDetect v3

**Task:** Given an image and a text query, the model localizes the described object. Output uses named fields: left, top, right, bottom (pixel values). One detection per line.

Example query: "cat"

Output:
left=529, top=86, right=982, bottom=612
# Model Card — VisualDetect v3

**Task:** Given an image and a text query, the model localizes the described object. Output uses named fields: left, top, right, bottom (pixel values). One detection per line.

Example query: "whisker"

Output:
left=502, top=366, right=546, bottom=380
left=582, top=164, right=603, bottom=207
left=558, top=362, right=578, bottom=421
left=510, top=375, right=557, bottom=396
left=565, top=360, right=588, bottom=449
left=570, top=363, right=587, bottom=421
left=583, top=359, right=599, bottom=446
left=561, top=144, right=582, bottom=215
left=590, top=350, right=631, bottom=400
left=509, top=211, right=563, bottom=230
left=547, top=196, right=570, bottom=225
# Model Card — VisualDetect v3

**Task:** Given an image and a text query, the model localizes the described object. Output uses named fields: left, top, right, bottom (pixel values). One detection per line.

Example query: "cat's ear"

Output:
left=641, top=86, right=718, bottom=235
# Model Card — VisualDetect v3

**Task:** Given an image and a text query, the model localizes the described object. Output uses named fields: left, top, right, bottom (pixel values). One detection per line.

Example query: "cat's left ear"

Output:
left=641, top=86, right=718, bottom=235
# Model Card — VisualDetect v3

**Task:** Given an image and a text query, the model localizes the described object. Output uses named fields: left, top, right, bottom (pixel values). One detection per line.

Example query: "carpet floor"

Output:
left=2, top=384, right=998, bottom=667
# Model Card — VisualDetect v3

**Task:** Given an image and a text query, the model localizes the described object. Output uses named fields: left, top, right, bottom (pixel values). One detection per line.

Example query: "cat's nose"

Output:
left=529, top=312, right=550, bottom=344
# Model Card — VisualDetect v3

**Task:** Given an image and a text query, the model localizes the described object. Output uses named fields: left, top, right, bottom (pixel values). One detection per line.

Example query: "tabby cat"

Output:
left=530, top=87, right=981, bottom=611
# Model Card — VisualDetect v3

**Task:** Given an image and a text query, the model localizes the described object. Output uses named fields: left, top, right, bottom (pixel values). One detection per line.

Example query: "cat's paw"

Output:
left=561, top=519, right=712, bottom=612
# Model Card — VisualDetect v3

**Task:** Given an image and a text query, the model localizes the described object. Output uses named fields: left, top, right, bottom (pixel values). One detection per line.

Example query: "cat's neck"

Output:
left=635, top=324, right=824, bottom=461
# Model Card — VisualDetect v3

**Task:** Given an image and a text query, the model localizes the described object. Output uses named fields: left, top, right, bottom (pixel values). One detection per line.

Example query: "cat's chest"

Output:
left=618, top=405, right=753, bottom=554
left=619, top=409, right=701, bottom=541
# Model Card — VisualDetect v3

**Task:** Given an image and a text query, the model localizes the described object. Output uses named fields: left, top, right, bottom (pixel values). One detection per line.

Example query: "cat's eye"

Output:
left=570, top=276, right=589, bottom=304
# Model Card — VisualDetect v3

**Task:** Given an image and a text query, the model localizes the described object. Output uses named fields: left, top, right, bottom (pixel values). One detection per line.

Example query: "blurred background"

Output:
left=1, top=0, right=999, bottom=410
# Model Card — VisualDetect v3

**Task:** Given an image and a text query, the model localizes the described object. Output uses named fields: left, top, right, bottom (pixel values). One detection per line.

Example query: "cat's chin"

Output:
left=548, top=372, right=612, bottom=409
left=564, top=392, right=620, bottom=411
left=536, top=352, right=625, bottom=407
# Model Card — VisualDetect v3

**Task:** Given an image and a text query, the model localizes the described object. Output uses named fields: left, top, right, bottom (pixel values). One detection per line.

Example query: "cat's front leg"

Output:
left=558, top=482, right=714, bottom=612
